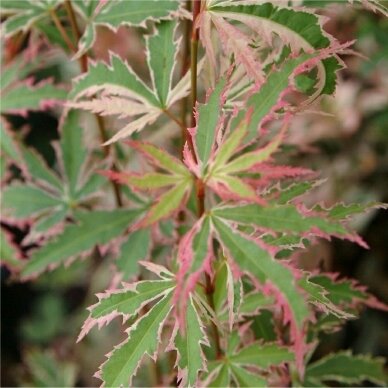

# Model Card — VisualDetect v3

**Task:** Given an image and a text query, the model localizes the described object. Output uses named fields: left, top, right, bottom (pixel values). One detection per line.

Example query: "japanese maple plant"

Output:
left=2, top=0, right=388, bottom=387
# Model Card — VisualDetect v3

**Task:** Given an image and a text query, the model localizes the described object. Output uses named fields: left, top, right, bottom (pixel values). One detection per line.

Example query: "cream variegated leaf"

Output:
left=69, top=20, right=195, bottom=145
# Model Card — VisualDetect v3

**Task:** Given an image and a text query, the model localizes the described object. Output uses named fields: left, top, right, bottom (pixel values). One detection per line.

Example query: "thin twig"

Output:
left=163, top=109, right=187, bottom=133
left=49, top=8, right=77, bottom=53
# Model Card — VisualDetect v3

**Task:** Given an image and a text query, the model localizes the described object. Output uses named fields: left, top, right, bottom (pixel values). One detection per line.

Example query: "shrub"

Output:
left=1, top=0, right=387, bottom=386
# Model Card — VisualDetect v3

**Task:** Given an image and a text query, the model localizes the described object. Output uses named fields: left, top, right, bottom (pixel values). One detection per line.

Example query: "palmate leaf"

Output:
left=0, top=0, right=63, bottom=37
left=207, top=341, right=293, bottom=387
left=2, top=111, right=106, bottom=242
left=203, top=2, right=342, bottom=97
left=98, top=292, right=173, bottom=387
left=211, top=215, right=309, bottom=373
left=72, top=0, right=181, bottom=58
left=21, top=208, right=143, bottom=278
left=69, top=18, right=192, bottom=145
left=304, top=351, right=387, bottom=386
left=106, top=141, right=194, bottom=228
left=201, top=118, right=286, bottom=203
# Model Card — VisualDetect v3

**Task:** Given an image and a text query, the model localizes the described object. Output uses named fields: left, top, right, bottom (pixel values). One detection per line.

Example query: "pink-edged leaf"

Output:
left=192, top=78, right=227, bottom=172
left=229, top=342, right=294, bottom=369
left=212, top=203, right=367, bottom=247
left=78, top=279, right=175, bottom=342
left=100, top=170, right=183, bottom=190
left=211, top=13, right=264, bottom=83
left=171, top=295, right=209, bottom=387
left=222, top=120, right=287, bottom=174
left=1, top=78, right=67, bottom=115
left=129, top=141, right=191, bottom=177
left=209, top=174, right=264, bottom=204
left=299, top=275, right=353, bottom=319
left=207, top=118, right=249, bottom=176
left=174, top=216, right=213, bottom=328
left=212, top=216, right=309, bottom=376
left=137, top=179, right=193, bottom=228
left=310, top=273, right=388, bottom=312
left=97, top=292, right=173, bottom=387
left=213, top=261, right=242, bottom=331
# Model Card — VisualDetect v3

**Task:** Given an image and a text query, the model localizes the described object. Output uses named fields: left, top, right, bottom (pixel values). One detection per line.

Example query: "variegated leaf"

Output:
left=98, top=292, right=173, bottom=387
left=78, top=279, right=175, bottom=341
left=69, top=18, right=193, bottom=145
left=73, top=0, right=181, bottom=58
left=21, top=209, right=143, bottom=278
left=304, top=352, right=386, bottom=386
left=173, top=296, right=209, bottom=387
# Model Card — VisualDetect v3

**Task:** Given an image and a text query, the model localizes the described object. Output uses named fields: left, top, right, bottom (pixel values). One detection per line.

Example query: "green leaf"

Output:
left=326, top=202, right=388, bottom=220
left=238, top=292, right=274, bottom=316
left=210, top=364, right=230, bottom=387
left=195, top=78, right=226, bottom=170
left=79, top=279, right=175, bottom=340
left=148, top=20, right=177, bottom=106
left=244, top=54, right=311, bottom=141
left=251, top=311, right=277, bottom=342
left=275, top=181, right=318, bottom=205
left=140, top=179, right=192, bottom=227
left=222, top=126, right=284, bottom=174
left=95, top=0, right=179, bottom=26
left=99, top=292, right=173, bottom=387
left=133, top=141, right=190, bottom=176
left=212, top=217, right=308, bottom=329
left=175, top=296, right=208, bottom=387
left=230, top=365, right=266, bottom=387
left=20, top=349, right=77, bottom=388
left=1, top=81, right=67, bottom=113
left=60, top=111, right=87, bottom=195
left=2, top=185, right=62, bottom=218
left=0, top=122, right=18, bottom=160
left=33, top=208, right=67, bottom=233
left=126, top=173, right=184, bottom=190
left=209, top=3, right=339, bottom=101
left=92, top=280, right=174, bottom=320
left=229, top=343, right=294, bottom=368
left=308, top=275, right=369, bottom=305
left=21, top=209, right=143, bottom=278
left=19, top=145, right=62, bottom=192
left=213, top=204, right=357, bottom=241
left=116, top=228, right=152, bottom=279
left=208, top=119, right=248, bottom=175
left=1, top=0, right=63, bottom=37
left=304, top=352, right=387, bottom=386
left=70, top=54, right=159, bottom=105
left=299, top=276, right=353, bottom=319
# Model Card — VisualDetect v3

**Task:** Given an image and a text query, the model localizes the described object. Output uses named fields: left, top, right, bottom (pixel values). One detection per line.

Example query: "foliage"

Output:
left=1, top=0, right=387, bottom=387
